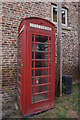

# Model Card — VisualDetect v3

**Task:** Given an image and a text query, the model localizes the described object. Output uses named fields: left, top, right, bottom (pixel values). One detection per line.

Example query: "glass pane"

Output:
left=49, top=37, right=51, bottom=43
left=35, top=35, right=48, bottom=43
left=49, top=76, right=51, bottom=83
left=19, top=68, right=21, bottom=74
left=49, top=92, right=50, bottom=98
left=32, top=95, right=33, bottom=103
left=19, top=75, right=21, bottom=83
left=35, top=85, right=48, bottom=93
left=18, top=82, right=20, bottom=90
left=35, top=61, right=48, bottom=68
left=35, top=93, right=48, bottom=102
left=19, top=46, right=21, bottom=51
left=62, top=10, right=65, bottom=24
left=35, top=69, right=48, bottom=76
left=32, top=52, right=34, bottom=59
left=19, top=37, right=21, bottom=45
left=32, top=34, right=34, bottom=42
left=32, top=70, right=34, bottom=76
left=49, top=84, right=51, bottom=91
left=49, top=53, right=51, bottom=59
left=19, top=52, right=21, bottom=59
left=49, top=69, right=51, bottom=75
left=18, top=90, right=20, bottom=97
left=19, top=61, right=21, bottom=67
left=53, top=8, right=57, bottom=22
left=35, top=52, right=48, bottom=59
left=49, top=45, right=51, bottom=51
left=49, top=61, right=51, bottom=67
left=32, top=61, right=34, bottom=68
left=35, top=77, right=48, bottom=85
left=32, top=43, right=34, bottom=51
left=35, top=44, right=48, bottom=51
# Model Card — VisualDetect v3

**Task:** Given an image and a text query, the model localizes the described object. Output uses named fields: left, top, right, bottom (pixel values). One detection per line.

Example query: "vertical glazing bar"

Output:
left=48, top=37, right=49, bottom=98
left=33, top=34, right=35, bottom=103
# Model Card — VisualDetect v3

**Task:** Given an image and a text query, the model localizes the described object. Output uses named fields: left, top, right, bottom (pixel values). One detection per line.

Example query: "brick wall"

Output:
left=1, top=2, right=79, bottom=102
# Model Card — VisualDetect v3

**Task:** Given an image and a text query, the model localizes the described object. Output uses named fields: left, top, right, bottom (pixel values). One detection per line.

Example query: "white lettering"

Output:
left=30, top=23, right=52, bottom=31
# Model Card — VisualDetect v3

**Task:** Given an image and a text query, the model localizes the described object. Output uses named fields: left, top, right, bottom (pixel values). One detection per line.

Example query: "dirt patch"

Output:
left=66, top=109, right=78, bottom=118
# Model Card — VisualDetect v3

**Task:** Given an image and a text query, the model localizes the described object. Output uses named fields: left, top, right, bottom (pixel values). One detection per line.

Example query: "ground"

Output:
left=2, top=83, right=80, bottom=119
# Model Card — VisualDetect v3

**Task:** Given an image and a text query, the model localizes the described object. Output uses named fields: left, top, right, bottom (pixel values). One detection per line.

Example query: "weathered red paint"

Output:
left=17, top=17, right=55, bottom=116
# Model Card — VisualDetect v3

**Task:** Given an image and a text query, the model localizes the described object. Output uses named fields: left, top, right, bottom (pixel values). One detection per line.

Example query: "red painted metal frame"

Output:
left=17, top=17, right=55, bottom=116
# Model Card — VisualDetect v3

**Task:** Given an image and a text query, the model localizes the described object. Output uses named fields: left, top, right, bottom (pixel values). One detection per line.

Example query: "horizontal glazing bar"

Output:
left=32, top=51, right=51, bottom=53
left=32, top=91, right=48, bottom=95
left=32, top=42, right=51, bottom=45
left=32, top=67, right=51, bottom=70
left=32, top=83, right=51, bottom=87
left=32, top=59, right=50, bottom=61
left=32, top=75, right=51, bottom=78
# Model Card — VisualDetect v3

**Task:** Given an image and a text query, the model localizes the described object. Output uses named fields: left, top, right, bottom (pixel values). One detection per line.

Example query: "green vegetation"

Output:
left=31, top=83, right=79, bottom=119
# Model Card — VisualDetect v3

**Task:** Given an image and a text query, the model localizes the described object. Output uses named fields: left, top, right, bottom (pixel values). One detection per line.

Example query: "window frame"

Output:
left=51, top=5, right=68, bottom=26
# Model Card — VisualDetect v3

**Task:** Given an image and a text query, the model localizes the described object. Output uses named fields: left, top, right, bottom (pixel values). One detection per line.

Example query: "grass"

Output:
left=31, top=83, right=79, bottom=119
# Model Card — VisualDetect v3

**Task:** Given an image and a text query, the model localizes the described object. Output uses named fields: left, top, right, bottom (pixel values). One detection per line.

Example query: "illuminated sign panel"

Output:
left=30, top=23, right=52, bottom=31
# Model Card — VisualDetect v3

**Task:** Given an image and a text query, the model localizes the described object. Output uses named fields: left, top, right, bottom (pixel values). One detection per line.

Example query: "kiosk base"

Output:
left=17, top=102, right=55, bottom=118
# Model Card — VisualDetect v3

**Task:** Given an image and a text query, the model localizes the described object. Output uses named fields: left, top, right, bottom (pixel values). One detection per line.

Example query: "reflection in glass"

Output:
left=49, top=69, right=51, bottom=75
left=18, top=83, right=21, bottom=90
left=35, top=69, right=48, bottom=76
left=35, top=44, right=48, bottom=51
left=49, top=76, right=51, bottom=83
left=49, top=53, right=51, bottom=59
left=32, top=70, right=34, bottom=76
left=35, top=61, right=48, bottom=68
left=62, top=10, right=65, bottom=24
left=32, top=61, right=34, bottom=68
left=19, top=61, right=21, bottom=67
left=49, top=45, right=51, bottom=51
left=19, top=68, right=21, bottom=74
left=53, top=8, right=57, bottom=22
left=19, top=37, right=21, bottom=45
left=35, top=35, right=48, bottom=43
left=35, top=93, right=48, bottom=102
left=49, top=61, right=51, bottom=67
left=49, top=37, right=51, bottom=43
left=32, top=34, right=34, bottom=42
left=35, top=77, right=48, bottom=85
left=32, top=52, right=34, bottom=59
left=35, top=85, right=48, bottom=93
left=19, top=52, right=21, bottom=59
left=19, top=75, right=21, bottom=83
left=19, top=46, right=21, bottom=52
left=32, top=95, right=33, bottom=103
left=35, top=52, right=48, bottom=59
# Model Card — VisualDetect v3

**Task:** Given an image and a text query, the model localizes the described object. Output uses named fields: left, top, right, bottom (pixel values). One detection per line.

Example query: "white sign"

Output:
left=30, top=23, right=52, bottom=31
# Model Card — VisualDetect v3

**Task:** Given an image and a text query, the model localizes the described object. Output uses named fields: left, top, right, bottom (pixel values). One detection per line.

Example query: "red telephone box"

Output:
left=17, top=17, right=55, bottom=117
